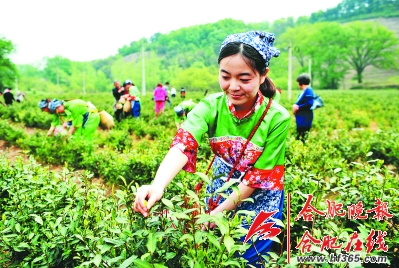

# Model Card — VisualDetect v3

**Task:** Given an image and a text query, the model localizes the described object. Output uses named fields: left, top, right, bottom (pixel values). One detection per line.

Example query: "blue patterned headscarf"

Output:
left=38, top=99, right=49, bottom=109
left=48, top=99, right=64, bottom=114
left=220, top=31, right=280, bottom=67
left=174, top=106, right=184, bottom=116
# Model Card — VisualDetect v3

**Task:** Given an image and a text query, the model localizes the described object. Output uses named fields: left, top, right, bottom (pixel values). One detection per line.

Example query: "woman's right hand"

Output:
left=133, top=185, right=164, bottom=217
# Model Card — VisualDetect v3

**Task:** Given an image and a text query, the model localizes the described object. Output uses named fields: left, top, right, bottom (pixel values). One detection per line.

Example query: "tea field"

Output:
left=0, top=89, right=398, bottom=267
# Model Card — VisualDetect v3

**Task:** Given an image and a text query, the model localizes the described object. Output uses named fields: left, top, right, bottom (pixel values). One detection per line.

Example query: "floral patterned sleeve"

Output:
left=170, top=128, right=199, bottom=173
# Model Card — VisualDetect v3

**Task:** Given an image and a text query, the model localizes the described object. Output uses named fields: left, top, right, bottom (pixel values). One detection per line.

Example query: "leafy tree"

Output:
left=279, top=24, right=317, bottom=68
left=310, top=22, right=349, bottom=89
left=43, top=56, right=73, bottom=87
left=310, top=0, right=399, bottom=22
left=0, top=37, right=17, bottom=90
left=280, top=22, right=348, bottom=89
left=270, top=17, right=295, bottom=37
left=343, top=21, right=399, bottom=83
left=173, top=62, right=219, bottom=92
left=118, top=38, right=148, bottom=56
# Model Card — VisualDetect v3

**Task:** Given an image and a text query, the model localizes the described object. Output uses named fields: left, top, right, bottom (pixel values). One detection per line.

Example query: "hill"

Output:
left=12, top=0, right=399, bottom=93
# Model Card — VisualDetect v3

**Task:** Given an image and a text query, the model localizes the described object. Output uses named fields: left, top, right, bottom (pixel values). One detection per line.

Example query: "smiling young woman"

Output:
left=134, top=31, right=290, bottom=267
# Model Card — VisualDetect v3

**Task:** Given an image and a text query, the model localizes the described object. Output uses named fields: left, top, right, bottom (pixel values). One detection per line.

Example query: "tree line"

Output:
left=309, top=0, right=399, bottom=23
left=0, top=1, right=398, bottom=93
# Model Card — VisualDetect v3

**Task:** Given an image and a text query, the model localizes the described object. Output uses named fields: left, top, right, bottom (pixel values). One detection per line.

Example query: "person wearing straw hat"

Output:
left=38, top=98, right=100, bottom=141
left=134, top=31, right=290, bottom=266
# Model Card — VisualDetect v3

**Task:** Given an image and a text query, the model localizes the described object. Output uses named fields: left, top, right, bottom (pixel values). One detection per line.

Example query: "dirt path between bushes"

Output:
left=0, top=140, right=117, bottom=196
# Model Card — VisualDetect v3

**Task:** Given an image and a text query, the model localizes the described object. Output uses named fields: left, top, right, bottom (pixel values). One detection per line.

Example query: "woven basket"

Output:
left=123, top=99, right=131, bottom=113
left=99, top=110, right=114, bottom=130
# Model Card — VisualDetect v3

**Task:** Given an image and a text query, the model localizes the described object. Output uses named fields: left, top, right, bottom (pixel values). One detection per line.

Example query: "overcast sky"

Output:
left=1, top=0, right=342, bottom=65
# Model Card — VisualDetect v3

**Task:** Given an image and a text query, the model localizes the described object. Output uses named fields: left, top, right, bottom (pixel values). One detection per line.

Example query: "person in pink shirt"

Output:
left=153, top=83, right=167, bottom=117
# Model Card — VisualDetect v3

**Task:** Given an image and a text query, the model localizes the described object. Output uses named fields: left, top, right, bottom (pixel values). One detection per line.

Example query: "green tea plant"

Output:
left=1, top=89, right=399, bottom=267
left=0, top=156, right=261, bottom=267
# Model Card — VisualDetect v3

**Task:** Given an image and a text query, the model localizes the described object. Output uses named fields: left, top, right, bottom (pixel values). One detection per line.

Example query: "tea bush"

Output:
left=1, top=89, right=399, bottom=267
left=0, top=156, right=256, bottom=267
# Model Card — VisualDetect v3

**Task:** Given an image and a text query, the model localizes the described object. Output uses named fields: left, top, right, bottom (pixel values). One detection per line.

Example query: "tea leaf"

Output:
left=165, top=252, right=176, bottom=260
left=153, top=264, right=168, bottom=268
left=215, top=181, right=237, bottom=194
left=194, top=230, right=206, bottom=246
left=205, top=232, right=221, bottom=249
left=133, top=258, right=152, bottom=268
left=161, top=198, right=174, bottom=209
left=334, top=168, right=342, bottom=173
left=28, top=232, right=34, bottom=240
left=223, top=235, right=234, bottom=253
left=107, top=256, right=124, bottom=265
left=97, top=244, right=112, bottom=254
left=327, top=221, right=339, bottom=233
left=269, top=217, right=284, bottom=227
left=32, top=255, right=45, bottom=263
left=115, top=217, right=128, bottom=224
left=269, top=235, right=281, bottom=243
left=103, top=238, right=123, bottom=246
left=74, top=234, right=83, bottom=241
left=195, top=214, right=213, bottom=224
left=186, top=189, right=199, bottom=203
left=214, top=216, right=229, bottom=236
left=194, top=172, right=210, bottom=185
left=146, top=232, right=156, bottom=253
left=30, top=214, right=43, bottom=225
left=119, top=255, right=137, bottom=268
left=268, top=251, right=279, bottom=260
left=92, top=254, right=102, bottom=267
left=55, top=216, right=62, bottom=226
left=15, top=223, right=20, bottom=233
left=221, top=260, right=241, bottom=267
left=180, top=233, right=194, bottom=242
left=172, top=212, right=190, bottom=220
left=17, top=242, right=30, bottom=248
left=110, top=228, right=122, bottom=234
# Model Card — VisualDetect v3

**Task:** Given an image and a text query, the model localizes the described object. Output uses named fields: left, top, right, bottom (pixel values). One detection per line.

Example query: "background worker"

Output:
left=163, top=82, right=172, bottom=107
left=38, top=99, right=100, bottom=141
left=292, top=73, right=314, bottom=142
left=180, top=87, right=186, bottom=98
left=123, top=80, right=141, bottom=118
left=3, top=87, right=15, bottom=106
left=153, top=83, right=167, bottom=117
left=111, top=80, right=126, bottom=122
left=170, top=86, right=177, bottom=98
left=173, top=99, right=197, bottom=129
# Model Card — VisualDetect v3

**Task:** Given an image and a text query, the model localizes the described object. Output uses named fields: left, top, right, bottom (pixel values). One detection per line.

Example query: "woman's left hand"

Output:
left=292, top=104, right=299, bottom=114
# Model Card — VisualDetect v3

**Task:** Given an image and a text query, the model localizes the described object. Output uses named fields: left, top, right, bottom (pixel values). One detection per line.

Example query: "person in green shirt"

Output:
left=173, top=99, right=197, bottom=129
left=134, top=31, right=289, bottom=266
left=38, top=99, right=100, bottom=141
left=123, top=79, right=141, bottom=118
